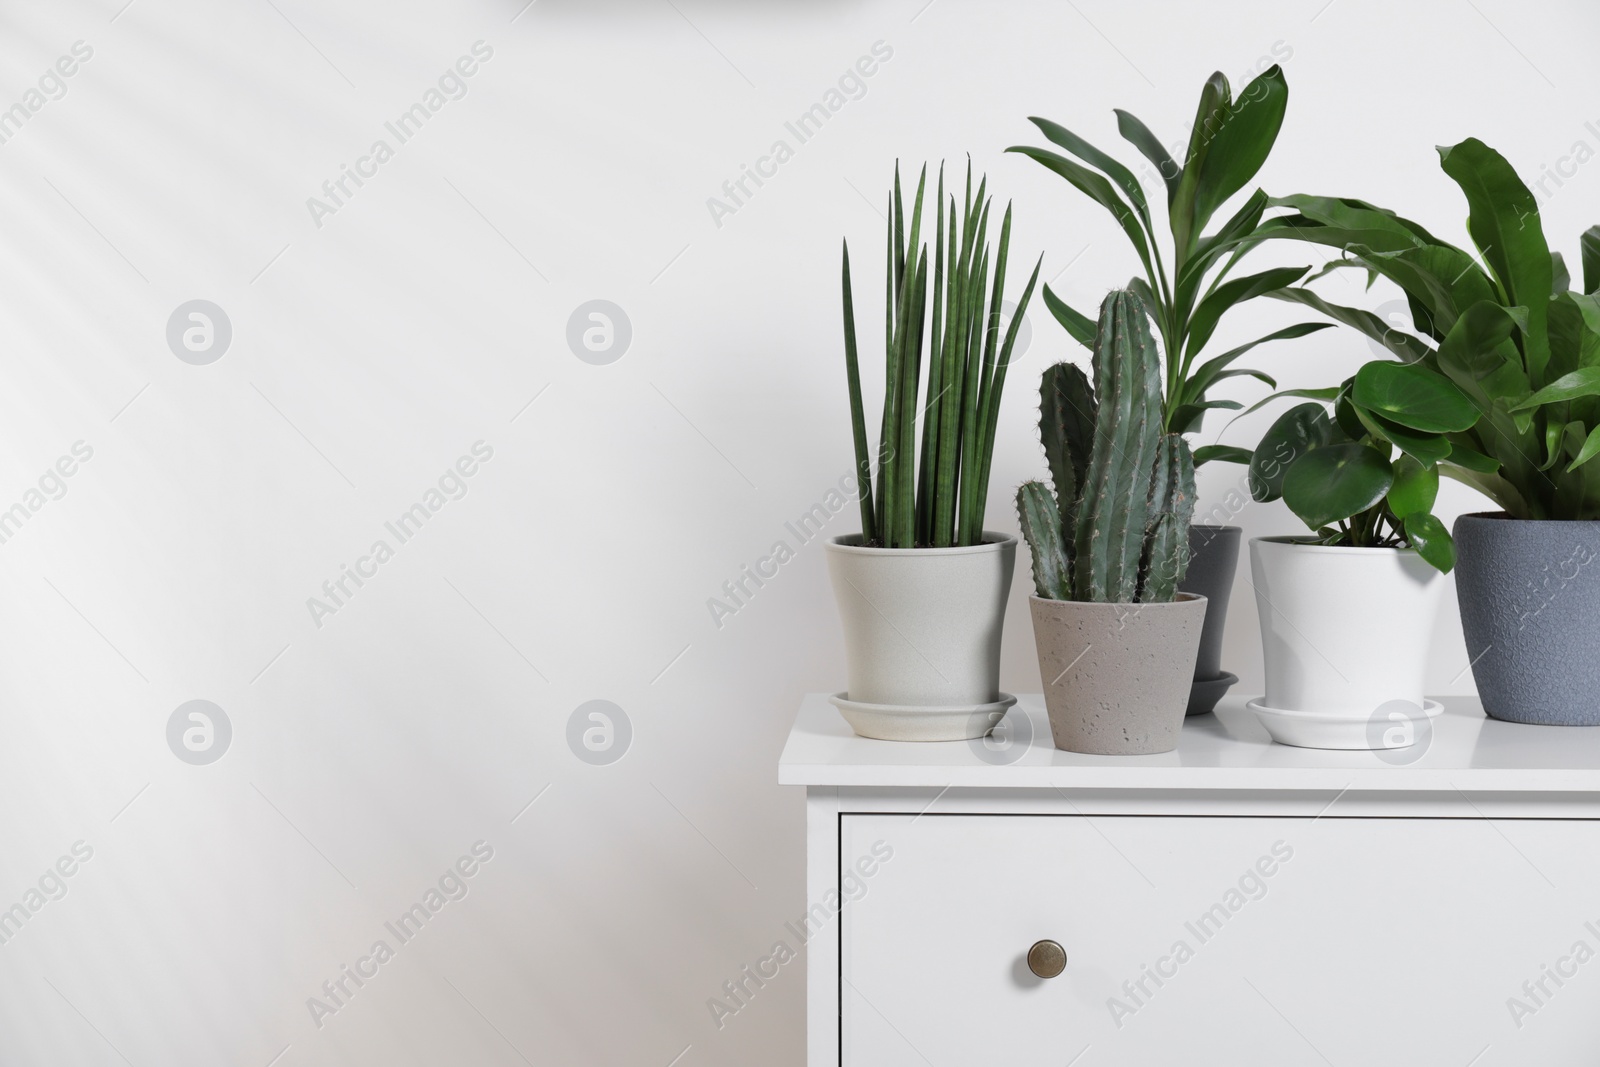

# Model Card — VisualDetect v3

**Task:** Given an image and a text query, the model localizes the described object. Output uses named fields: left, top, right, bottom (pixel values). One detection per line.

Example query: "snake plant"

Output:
left=1009, top=66, right=1332, bottom=457
left=1016, top=290, right=1196, bottom=603
left=842, top=162, right=1042, bottom=548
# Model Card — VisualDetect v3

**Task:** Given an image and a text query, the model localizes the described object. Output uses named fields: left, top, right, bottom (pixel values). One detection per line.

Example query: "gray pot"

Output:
left=1180, top=524, right=1240, bottom=715
left=1028, top=594, right=1207, bottom=755
left=1454, top=512, right=1600, bottom=726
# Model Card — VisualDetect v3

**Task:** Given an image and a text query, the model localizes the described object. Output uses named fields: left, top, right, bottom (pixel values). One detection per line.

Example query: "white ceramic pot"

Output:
left=825, top=532, right=1015, bottom=741
left=1247, top=537, right=1445, bottom=749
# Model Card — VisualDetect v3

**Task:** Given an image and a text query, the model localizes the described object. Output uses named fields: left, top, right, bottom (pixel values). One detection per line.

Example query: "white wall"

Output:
left=0, top=0, right=1595, bottom=1063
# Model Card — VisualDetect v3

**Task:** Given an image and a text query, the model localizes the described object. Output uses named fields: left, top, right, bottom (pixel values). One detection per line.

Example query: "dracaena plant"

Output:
left=1015, top=290, right=1197, bottom=603
left=842, top=162, right=1042, bottom=548
left=1243, top=355, right=1483, bottom=572
left=1255, top=137, right=1600, bottom=520
left=1008, top=66, right=1332, bottom=453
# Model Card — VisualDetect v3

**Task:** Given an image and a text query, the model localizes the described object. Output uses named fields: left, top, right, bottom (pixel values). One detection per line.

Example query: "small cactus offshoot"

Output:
left=1017, top=290, right=1197, bottom=604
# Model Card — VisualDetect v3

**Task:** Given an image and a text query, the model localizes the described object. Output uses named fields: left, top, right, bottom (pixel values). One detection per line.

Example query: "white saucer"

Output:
left=829, top=692, right=1018, bottom=742
left=1247, top=698, right=1443, bottom=750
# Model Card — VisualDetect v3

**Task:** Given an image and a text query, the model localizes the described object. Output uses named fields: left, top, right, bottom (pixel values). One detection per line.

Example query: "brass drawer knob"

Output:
left=1027, top=939, right=1067, bottom=979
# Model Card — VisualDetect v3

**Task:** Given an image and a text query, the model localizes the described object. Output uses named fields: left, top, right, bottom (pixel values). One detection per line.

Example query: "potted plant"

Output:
left=827, top=163, right=1042, bottom=742
left=1009, top=65, right=1332, bottom=715
left=1234, top=352, right=1480, bottom=748
left=1014, top=289, right=1206, bottom=755
left=1257, top=138, right=1600, bottom=725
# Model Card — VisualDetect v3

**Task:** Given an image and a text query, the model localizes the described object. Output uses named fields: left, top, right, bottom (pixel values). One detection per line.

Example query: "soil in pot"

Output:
left=1455, top=512, right=1600, bottom=726
left=1029, top=593, right=1206, bottom=755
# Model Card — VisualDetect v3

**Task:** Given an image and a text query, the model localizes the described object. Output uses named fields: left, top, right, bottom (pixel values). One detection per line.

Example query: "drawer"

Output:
left=839, top=813, right=1600, bottom=1065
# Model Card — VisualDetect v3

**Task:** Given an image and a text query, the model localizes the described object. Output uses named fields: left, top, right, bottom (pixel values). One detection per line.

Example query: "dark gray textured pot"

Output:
left=1454, top=512, right=1600, bottom=725
left=1179, top=524, right=1241, bottom=715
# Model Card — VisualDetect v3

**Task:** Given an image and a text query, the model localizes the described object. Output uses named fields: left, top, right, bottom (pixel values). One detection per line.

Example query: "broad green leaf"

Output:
left=1565, top=291, right=1600, bottom=337
left=1436, top=300, right=1527, bottom=380
left=1175, top=190, right=1270, bottom=309
left=1194, top=444, right=1253, bottom=466
left=1114, top=109, right=1180, bottom=201
left=1438, top=138, right=1552, bottom=378
left=1029, top=117, right=1153, bottom=235
left=1387, top=455, right=1439, bottom=516
left=1583, top=224, right=1600, bottom=294
left=1552, top=252, right=1572, bottom=296
left=1402, top=511, right=1455, bottom=573
left=1250, top=402, right=1332, bottom=502
left=1267, top=288, right=1435, bottom=362
left=1236, top=385, right=1341, bottom=420
left=1358, top=244, right=1498, bottom=338
left=1364, top=411, right=1452, bottom=468
left=1192, top=66, right=1288, bottom=243
left=1567, top=424, right=1600, bottom=472
left=1187, top=266, right=1310, bottom=358
left=1042, top=284, right=1095, bottom=348
left=1509, top=367, right=1600, bottom=411
left=1171, top=72, right=1232, bottom=259
left=1009, top=145, right=1156, bottom=283
left=1183, top=322, right=1333, bottom=406
left=1267, top=194, right=1445, bottom=248
left=1444, top=438, right=1500, bottom=473
left=1352, top=361, right=1478, bottom=433
left=1283, top=443, right=1394, bottom=529
left=1171, top=398, right=1243, bottom=435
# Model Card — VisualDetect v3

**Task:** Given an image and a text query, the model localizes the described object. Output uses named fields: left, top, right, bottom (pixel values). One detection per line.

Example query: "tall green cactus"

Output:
left=1016, top=289, right=1197, bottom=604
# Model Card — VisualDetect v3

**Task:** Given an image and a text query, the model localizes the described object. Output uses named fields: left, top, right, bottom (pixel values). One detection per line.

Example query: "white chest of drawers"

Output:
left=779, top=694, right=1600, bottom=1065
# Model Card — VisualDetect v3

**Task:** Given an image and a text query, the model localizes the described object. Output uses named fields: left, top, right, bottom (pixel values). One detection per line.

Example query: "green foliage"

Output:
left=1242, top=358, right=1480, bottom=572
left=1259, top=138, right=1600, bottom=520
left=1015, top=291, right=1196, bottom=603
left=841, top=163, right=1042, bottom=547
left=1009, top=67, right=1331, bottom=453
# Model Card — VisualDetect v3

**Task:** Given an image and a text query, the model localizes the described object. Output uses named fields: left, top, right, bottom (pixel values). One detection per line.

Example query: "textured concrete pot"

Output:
left=1455, top=512, right=1600, bottom=725
left=1180, top=524, right=1241, bottom=715
left=1029, top=594, right=1206, bottom=755
left=825, top=533, right=1015, bottom=740
left=1248, top=538, right=1444, bottom=747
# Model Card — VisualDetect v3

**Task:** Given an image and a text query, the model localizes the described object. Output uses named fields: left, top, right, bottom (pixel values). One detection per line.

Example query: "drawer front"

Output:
left=840, top=813, right=1600, bottom=1065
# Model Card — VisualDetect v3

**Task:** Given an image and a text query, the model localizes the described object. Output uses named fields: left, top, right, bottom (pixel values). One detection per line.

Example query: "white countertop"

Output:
left=779, top=694, right=1600, bottom=792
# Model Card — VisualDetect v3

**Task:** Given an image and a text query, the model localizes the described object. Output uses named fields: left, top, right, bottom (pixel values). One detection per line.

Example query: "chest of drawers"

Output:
left=780, top=694, right=1600, bottom=1064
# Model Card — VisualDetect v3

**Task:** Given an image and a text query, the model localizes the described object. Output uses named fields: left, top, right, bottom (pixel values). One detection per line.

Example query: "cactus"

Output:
left=1016, top=481, right=1069, bottom=600
left=1015, top=289, right=1196, bottom=604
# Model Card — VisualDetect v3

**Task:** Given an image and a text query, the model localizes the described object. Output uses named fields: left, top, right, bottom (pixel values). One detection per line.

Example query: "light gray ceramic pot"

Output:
left=1454, top=512, right=1600, bottom=726
left=826, top=533, right=1015, bottom=740
left=1029, top=593, right=1207, bottom=755
left=1180, top=524, right=1240, bottom=715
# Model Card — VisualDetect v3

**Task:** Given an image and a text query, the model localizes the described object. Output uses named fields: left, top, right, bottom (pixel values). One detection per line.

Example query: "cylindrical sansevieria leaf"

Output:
left=1016, top=481, right=1069, bottom=599
left=1072, top=290, right=1163, bottom=603
left=840, top=241, right=876, bottom=543
left=837, top=163, right=1031, bottom=549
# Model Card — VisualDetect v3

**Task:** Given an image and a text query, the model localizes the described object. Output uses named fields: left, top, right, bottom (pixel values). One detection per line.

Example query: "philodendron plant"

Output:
left=842, top=163, right=1042, bottom=548
left=1257, top=137, right=1600, bottom=520
left=1010, top=66, right=1332, bottom=450
left=1016, top=290, right=1197, bottom=603
left=1245, top=353, right=1483, bottom=572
